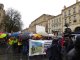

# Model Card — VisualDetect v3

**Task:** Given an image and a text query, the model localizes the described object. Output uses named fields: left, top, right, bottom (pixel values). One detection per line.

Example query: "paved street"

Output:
left=29, top=55, right=48, bottom=60
left=0, top=44, right=28, bottom=60
left=0, top=44, right=48, bottom=60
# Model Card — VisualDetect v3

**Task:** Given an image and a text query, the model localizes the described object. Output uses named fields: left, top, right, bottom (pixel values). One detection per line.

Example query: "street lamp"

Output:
left=64, top=23, right=69, bottom=28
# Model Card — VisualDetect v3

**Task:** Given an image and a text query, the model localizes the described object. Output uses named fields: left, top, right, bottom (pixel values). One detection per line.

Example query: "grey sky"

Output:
left=0, top=0, right=76, bottom=29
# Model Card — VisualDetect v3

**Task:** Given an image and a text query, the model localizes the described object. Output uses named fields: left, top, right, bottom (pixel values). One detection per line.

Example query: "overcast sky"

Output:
left=0, top=0, right=77, bottom=29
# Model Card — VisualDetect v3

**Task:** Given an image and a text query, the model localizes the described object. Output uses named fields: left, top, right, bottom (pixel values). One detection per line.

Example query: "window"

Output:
left=69, top=17, right=71, bottom=24
left=73, top=7, right=76, bottom=14
left=69, top=21, right=71, bottom=24
left=52, top=20, right=54, bottom=25
left=56, top=24, right=57, bottom=27
left=48, top=23, right=50, bottom=26
left=79, top=19, right=80, bottom=22
left=69, top=17, right=71, bottom=21
left=65, top=19, right=66, bottom=23
left=54, top=19, right=55, bottom=23
left=52, top=20, right=53, bottom=23
left=64, top=11, right=66, bottom=17
left=56, top=19, right=58, bottom=23
left=49, top=29, right=50, bottom=33
left=68, top=9, right=71, bottom=15
left=79, top=9, right=80, bottom=15
left=54, top=24, right=55, bottom=27
left=79, top=5, right=80, bottom=15
left=59, top=17, right=61, bottom=22
left=56, top=19, right=58, bottom=27
left=73, top=15, right=76, bottom=22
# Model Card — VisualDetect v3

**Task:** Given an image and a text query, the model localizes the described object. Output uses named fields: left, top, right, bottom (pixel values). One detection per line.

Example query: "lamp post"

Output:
left=64, top=22, right=72, bottom=35
left=64, top=23, right=69, bottom=28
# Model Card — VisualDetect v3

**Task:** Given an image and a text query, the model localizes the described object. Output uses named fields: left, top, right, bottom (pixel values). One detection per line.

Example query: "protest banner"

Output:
left=29, top=39, right=44, bottom=56
left=36, top=25, right=48, bottom=36
left=42, top=40, right=52, bottom=54
left=29, top=39, right=52, bottom=56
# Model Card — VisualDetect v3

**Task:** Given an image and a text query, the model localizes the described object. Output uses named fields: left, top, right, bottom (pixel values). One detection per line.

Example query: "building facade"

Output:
left=48, top=0, right=80, bottom=34
left=25, top=0, right=80, bottom=33
left=29, top=20, right=36, bottom=33
left=28, top=14, right=54, bottom=33
left=0, top=4, right=5, bottom=32
left=48, top=14, right=63, bottom=34
left=48, top=18, right=53, bottom=33
left=62, top=1, right=80, bottom=32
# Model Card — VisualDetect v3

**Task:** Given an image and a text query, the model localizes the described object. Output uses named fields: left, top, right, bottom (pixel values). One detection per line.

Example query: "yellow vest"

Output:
left=13, top=39, right=18, bottom=44
left=8, top=39, right=14, bottom=45
left=18, top=42, right=22, bottom=46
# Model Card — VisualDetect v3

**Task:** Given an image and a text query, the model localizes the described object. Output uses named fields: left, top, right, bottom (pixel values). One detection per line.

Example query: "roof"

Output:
left=62, top=1, right=80, bottom=11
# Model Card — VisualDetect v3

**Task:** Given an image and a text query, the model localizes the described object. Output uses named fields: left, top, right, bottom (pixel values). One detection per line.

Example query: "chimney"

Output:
left=76, top=0, right=79, bottom=3
left=0, top=4, right=4, bottom=9
left=64, top=5, right=66, bottom=9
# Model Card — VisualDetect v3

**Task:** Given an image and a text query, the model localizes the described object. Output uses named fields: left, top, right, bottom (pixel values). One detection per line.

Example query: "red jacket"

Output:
left=60, top=37, right=65, bottom=48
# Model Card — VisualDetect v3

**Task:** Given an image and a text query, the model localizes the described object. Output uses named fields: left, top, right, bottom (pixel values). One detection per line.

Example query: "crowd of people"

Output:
left=0, top=33, right=30, bottom=55
left=0, top=28, right=80, bottom=60
left=0, top=32, right=53, bottom=56
left=46, top=28, right=80, bottom=60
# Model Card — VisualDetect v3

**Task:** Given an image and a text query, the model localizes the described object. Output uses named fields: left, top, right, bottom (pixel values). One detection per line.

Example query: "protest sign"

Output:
left=42, top=40, right=52, bottom=54
left=29, top=39, right=52, bottom=56
left=29, top=40, right=44, bottom=56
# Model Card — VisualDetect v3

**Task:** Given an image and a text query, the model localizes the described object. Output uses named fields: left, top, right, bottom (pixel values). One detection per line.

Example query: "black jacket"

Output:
left=46, top=40, right=62, bottom=60
left=67, top=36, right=80, bottom=60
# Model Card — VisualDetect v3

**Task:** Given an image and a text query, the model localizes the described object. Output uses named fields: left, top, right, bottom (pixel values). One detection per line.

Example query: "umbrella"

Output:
left=33, top=34, right=42, bottom=38
left=0, top=32, right=4, bottom=34
left=0, top=33, right=7, bottom=38
left=10, top=32, right=20, bottom=38
left=22, top=32, right=30, bottom=35
left=21, top=32, right=30, bottom=40
left=37, top=31, right=48, bottom=36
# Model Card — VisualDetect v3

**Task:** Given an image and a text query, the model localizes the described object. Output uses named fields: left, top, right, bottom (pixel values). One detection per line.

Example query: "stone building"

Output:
left=25, top=0, right=80, bottom=33
left=62, top=0, right=80, bottom=32
left=28, top=14, right=54, bottom=33
left=0, top=4, right=5, bottom=32
left=48, top=14, right=63, bottom=34
left=48, top=0, right=80, bottom=34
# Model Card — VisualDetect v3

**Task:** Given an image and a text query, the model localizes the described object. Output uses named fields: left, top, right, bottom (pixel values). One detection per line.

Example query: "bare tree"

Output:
left=1, top=8, right=23, bottom=33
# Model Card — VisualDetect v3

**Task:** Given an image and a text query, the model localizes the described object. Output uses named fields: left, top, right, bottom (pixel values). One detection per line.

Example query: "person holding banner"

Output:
left=46, top=38, right=62, bottom=60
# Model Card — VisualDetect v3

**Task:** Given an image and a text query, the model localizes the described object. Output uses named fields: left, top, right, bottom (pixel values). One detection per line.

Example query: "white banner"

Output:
left=42, top=40, right=52, bottom=54
left=29, top=39, right=44, bottom=56
left=36, top=25, right=48, bottom=36
left=29, top=39, right=52, bottom=56
left=36, top=25, right=45, bottom=33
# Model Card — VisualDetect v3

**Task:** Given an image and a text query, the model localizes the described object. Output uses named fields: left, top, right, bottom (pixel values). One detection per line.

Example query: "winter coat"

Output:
left=67, top=48, right=75, bottom=60
left=46, top=40, right=62, bottom=60
left=67, top=36, right=80, bottom=60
